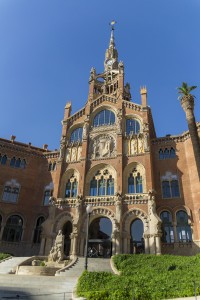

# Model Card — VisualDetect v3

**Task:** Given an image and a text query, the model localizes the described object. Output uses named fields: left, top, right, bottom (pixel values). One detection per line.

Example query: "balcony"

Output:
left=84, top=196, right=115, bottom=206
left=124, top=193, right=148, bottom=205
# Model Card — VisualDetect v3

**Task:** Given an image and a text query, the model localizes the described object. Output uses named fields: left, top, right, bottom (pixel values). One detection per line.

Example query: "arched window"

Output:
left=20, top=159, right=26, bottom=169
left=160, top=211, right=174, bottom=243
left=33, top=216, right=45, bottom=244
left=107, top=176, right=114, bottom=195
left=52, top=162, right=56, bottom=171
left=176, top=210, right=192, bottom=242
left=15, top=158, right=21, bottom=168
left=48, top=162, right=52, bottom=171
left=93, top=109, right=115, bottom=127
left=163, top=149, right=169, bottom=159
left=128, top=174, right=135, bottom=193
left=89, top=170, right=114, bottom=196
left=126, top=119, right=140, bottom=135
left=170, top=148, right=176, bottom=158
left=90, top=178, right=97, bottom=196
left=1, top=155, right=7, bottom=165
left=2, top=185, right=20, bottom=203
left=10, top=157, right=16, bottom=167
left=65, top=176, right=78, bottom=198
left=128, top=172, right=143, bottom=194
left=70, top=127, right=83, bottom=143
left=2, top=215, right=23, bottom=242
left=159, top=149, right=164, bottom=160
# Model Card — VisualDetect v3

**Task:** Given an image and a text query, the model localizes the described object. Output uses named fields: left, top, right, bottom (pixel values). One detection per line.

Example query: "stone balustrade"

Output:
left=84, top=196, right=115, bottom=206
left=124, top=193, right=148, bottom=204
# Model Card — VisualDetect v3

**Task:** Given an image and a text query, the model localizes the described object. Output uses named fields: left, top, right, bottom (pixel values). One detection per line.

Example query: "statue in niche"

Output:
left=89, top=67, right=96, bottom=81
left=138, top=136, right=144, bottom=153
left=144, top=133, right=149, bottom=151
left=83, top=122, right=89, bottom=139
left=131, top=138, right=137, bottom=155
left=117, top=109, right=123, bottom=134
left=59, top=143, right=65, bottom=160
left=66, top=148, right=71, bottom=162
left=48, top=230, right=64, bottom=263
left=77, top=146, right=82, bottom=160
left=71, top=147, right=77, bottom=161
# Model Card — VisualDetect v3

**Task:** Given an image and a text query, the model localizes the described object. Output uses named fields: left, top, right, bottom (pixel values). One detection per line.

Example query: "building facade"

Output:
left=0, top=29, right=200, bottom=257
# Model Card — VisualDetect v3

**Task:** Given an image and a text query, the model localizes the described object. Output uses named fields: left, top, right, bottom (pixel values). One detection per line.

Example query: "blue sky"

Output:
left=0, top=0, right=200, bottom=150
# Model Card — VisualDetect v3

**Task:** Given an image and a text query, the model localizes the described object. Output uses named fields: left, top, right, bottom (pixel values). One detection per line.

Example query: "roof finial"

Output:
left=109, top=20, right=116, bottom=47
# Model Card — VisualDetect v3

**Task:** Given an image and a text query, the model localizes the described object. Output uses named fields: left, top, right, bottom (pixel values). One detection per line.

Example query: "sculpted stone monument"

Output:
left=48, top=230, right=64, bottom=263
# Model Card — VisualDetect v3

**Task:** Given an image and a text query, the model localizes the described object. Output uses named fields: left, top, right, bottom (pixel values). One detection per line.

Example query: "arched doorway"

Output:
left=88, top=217, right=112, bottom=258
left=62, top=221, right=72, bottom=256
left=130, top=218, right=144, bottom=254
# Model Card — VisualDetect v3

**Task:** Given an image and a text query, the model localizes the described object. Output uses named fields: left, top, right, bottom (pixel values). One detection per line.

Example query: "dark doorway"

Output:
left=62, top=221, right=72, bottom=256
left=88, top=217, right=112, bottom=258
left=130, top=218, right=144, bottom=254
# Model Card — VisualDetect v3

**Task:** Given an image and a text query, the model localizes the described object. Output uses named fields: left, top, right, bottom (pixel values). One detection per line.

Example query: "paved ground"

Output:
left=0, top=257, right=113, bottom=300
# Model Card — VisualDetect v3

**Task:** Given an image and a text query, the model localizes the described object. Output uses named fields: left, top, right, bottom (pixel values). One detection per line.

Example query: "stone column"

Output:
left=70, top=232, right=78, bottom=257
left=155, top=234, right=162, bottom=255
left=144, top=234, right=150, bottom=254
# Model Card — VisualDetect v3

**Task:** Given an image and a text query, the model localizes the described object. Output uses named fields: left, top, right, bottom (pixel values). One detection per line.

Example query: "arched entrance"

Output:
left=130, top=218, right=144, bottom=254
left=62, top=221, right=72, bottom=256
left=88, top=217, right=112, bottom=258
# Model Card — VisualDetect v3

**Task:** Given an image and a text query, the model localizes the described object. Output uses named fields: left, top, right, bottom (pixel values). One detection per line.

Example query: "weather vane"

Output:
left=109, top=20, right=116, bottom=31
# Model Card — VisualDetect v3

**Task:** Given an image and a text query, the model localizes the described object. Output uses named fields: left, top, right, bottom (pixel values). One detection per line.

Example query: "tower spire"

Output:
left=109, top=20, right=116, bottom=48
left=104, top=20, right=118, bottom=71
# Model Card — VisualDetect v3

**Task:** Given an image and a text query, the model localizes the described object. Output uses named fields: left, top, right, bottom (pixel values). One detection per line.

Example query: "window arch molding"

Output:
left=91, top=105, right=117, bottom=128
left=2, top=214, right=25, bottom=242
left=173, top=205, right=192, bottom=225
left=125, top=114, right=142, bottom=135
left=85, top=163, right=117, bottom=196
left=123, top=162, right=146, bottom=194
left=68, top=124, right=83, bottom=144
left=61, top=168, right=80, bottom=198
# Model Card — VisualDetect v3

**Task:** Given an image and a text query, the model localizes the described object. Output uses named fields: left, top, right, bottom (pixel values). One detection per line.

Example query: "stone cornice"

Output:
left=151, top=123, right=200, bottom=145
left=0, top=138, right=48, bottom=158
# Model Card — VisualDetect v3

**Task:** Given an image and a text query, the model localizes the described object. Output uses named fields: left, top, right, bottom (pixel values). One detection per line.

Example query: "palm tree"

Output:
left=178, top=82, right=200, bottom=179
left=177, top=82, right=197, bottom=98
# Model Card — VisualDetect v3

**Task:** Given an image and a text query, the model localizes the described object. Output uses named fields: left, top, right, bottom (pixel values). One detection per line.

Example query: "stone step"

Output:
left=0, top=256, right=30, bottom=274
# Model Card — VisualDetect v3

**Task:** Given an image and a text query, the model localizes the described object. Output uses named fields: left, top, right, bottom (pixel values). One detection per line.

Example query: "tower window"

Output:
left=93, top=109, right=115, bottom=127
left=70, top=127, right=83, bottom=143
left=126, top=119, right=140, bottom=135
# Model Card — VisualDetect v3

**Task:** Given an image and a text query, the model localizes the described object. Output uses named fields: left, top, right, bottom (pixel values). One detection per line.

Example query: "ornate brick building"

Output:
left=0, top=28, right=200, bottom=257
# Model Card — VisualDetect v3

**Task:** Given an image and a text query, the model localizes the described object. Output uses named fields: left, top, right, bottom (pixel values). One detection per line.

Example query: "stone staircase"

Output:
left=58, top=257, right=113, bottom=277
left=0, top=256, right=30, bottom=274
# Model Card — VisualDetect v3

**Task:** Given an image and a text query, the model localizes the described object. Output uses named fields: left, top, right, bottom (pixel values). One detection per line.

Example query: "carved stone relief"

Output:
left=66, top=146, right=82, bottom=162
left=89, top=134, right=116, bottom=159
left=124, top=133, right=148, bottom=155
